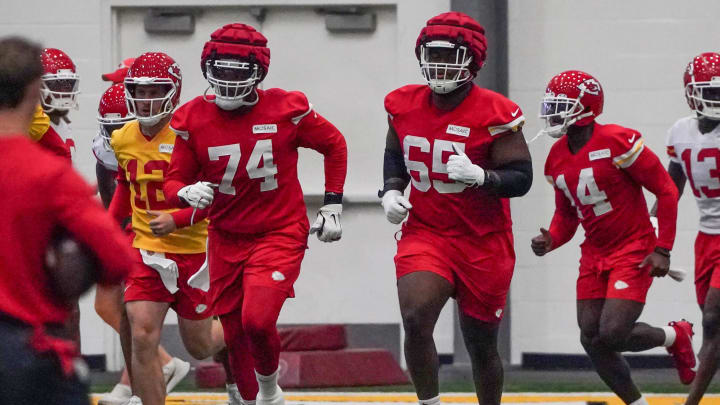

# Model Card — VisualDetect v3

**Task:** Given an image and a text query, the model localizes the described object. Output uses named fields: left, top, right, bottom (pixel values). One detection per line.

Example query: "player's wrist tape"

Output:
left=324, top=192, right=343, bottom=205
left=654, top=247, right=671, bottom=258
left=378, top=178, right=409, bottom=198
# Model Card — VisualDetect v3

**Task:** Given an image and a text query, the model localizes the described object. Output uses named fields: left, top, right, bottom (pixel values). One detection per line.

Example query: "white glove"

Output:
left=310, top=204, right=342, bottom=242
left=382, top=190, right=412, bottom=224
left=447, top=143, right=485, bottom=186
left=178, top=181, right=215, bottom=209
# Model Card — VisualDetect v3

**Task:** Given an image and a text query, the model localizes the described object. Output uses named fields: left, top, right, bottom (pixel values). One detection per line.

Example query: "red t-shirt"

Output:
left=384, top=84, right=525, bottom=237
left=0, top=136, right=132, bottom=326
left=164, top=89, right=347, bottom=236
left=544, top=123, right=678, bottom=252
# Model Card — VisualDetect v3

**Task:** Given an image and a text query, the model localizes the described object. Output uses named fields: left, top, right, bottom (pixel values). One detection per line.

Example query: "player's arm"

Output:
left=108, top=166, right=132, bottom=227
left=379, top=121, right=413, bottom=224
left=50, top=168, right=134, bottom=285
left=650, top=145, right=687, bottom=216
left=96, top=163, right=117, bottom=209
left=296, top=109, right=347, bottom=242
left=163, top=135, right=213, bottom=209
left=447, top=129, right=533, bottom=198
left=532, top=184, right=580, bottom=256
left=36, top=125, right=72, bottom=161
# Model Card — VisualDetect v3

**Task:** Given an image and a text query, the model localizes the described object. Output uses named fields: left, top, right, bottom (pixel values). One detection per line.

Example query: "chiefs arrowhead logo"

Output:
left=168, top=63, right=182, bottom=81
left=577, top=78, right=601, bottom=96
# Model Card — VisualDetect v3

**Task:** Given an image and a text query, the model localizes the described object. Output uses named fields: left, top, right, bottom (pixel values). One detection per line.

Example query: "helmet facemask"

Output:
left=686, top=77, right=720, bottom=120
left=419, top=41, right=473, bottom=94
left=124, top=80, right=177, bottom=127
left=538, top=94, right=591, bottom=138
left=204, top=59, right=261, bottom=110
left=97, top=114, right=133, bottom=148
left=40, top=69, right=80, bottom=112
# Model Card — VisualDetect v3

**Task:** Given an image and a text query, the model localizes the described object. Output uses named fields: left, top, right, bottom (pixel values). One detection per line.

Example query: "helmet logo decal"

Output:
left=168, top=63, right=182, bottom=81
left=577, top=78, right=601, bottom=95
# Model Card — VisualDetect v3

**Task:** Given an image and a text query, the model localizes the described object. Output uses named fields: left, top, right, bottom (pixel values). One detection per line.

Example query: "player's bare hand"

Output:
left=147, top=210, right=177, bottom=236
left=639, top=251, right=670, bottom=277
left=531, top=227, right=553, bottom=256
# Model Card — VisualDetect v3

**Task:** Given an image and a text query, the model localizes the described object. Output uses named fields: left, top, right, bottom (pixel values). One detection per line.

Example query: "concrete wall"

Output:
left=508, top=0, right=720, bottom=364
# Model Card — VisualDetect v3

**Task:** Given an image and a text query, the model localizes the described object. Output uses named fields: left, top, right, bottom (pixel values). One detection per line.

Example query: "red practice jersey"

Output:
left=0, top=136, right=132, bottom=326
left=544, top=123, right=678, bottom=252
left=165, top=89, right=347, bottom=235
left=385, top=84, right=525, bottom=237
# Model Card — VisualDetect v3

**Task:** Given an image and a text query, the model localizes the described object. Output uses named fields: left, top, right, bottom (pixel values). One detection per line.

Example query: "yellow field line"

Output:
left=90, top=392, right=720, bottom=405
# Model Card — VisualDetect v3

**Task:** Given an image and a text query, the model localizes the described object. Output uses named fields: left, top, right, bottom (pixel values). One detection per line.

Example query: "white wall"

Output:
left=508, top=0, right=720, bottom=364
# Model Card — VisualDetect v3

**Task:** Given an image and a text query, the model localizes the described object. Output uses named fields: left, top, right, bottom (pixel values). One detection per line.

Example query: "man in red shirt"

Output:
left=0, top=36, right=133, bottom=405
left=531, top=71, right=692, bottom=405
left=164, top=23, right=347, bottom=405
left=380, top=12, right=532, bottom=405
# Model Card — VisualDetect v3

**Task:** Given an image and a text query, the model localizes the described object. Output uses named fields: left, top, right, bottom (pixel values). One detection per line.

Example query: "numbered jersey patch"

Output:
left=385, top=84, right=524, bottom=237
left=110, top=121, right=208, bottom=254
left=667, top=116, right=720, bottom=234
left=544, top=122, right=655, bottom=250
left=170, top=88, right=344, bottom=235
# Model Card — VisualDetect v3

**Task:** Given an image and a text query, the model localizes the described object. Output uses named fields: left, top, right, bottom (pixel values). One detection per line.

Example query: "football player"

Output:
left=531, top=71, right=691, bottom=405
left=663, top=52, right=720, bottom=405
left=29, top=104, right=72, bottom=160
left=92, top=83, right=194, bottom=405
left=40, top=47, right=79, bottom=159
left=109, top=52, right=226, bottom=405
left=380, top=12, right=531, bottom=405
left=163, top=23, right=348, bottom=405
left=0, top=35, right=133, bottom=405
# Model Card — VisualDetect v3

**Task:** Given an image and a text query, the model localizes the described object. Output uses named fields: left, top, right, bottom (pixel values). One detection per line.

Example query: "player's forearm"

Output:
left=322, top=136, right=347, bottom=194
left=482, top=160, right=533, bottom=198
left=667, top=161, right=687, bottom=198
left=170, top=207, right=207, bottom=228
left=163, top=178, right=189, bottom=208
left=108, top=181, right=132, bottom=225
left=548, top=210, right=579, bottom=250
left=380, top=148, right=410, bottom=196
left=655, top=187, right=678, bottom=250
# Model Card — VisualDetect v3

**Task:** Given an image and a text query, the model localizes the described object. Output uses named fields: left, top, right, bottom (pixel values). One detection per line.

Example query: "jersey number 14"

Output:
left=555, top=168, right=613, bottom=219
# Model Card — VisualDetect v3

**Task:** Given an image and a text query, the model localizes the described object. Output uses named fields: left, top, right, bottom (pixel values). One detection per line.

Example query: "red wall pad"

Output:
left=279, top=324, right=347, bottom=352
left=278, top=349, right=409, bottom=388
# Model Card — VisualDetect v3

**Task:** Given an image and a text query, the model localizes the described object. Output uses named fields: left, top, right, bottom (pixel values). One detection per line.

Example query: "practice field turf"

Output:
left=89, top=392, right=719, bottom=404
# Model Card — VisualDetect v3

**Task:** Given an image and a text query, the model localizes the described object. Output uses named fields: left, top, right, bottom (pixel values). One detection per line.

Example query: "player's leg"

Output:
left=220, top=308, right=260, bottom=403
left=458, top=313, right=502, bottom=405
left=126, top=300, right=171, bottom=405
left=578, top=298, right=644, bottom=404
left=597, top=299, right=664, bottom=352
left=242, top=286, right=289, bottom=405
left=398, top=271, right=454, bottom=402
left=687, top=287, right=720, bottom=405
left=178, top=316, right=225, bottom=359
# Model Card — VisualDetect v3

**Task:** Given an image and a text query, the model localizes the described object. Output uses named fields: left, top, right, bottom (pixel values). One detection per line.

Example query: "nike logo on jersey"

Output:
left=253, top=124, right=278, bottom=134
left=628, top=134, right=637, bottom=143
left=446, top=124, right=470, bottom=137
left=511, top=108, right=520, bottom=117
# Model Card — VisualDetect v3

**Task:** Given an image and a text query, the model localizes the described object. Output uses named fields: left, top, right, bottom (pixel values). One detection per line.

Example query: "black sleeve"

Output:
left=96, top=162, right=118, bottom=209
left=379, top=125, right=410, bottom=197
left=483, top=160, right=533, bottom=198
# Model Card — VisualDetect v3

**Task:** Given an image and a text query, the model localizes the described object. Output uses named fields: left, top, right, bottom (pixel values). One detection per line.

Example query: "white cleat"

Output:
left=98, top=383, right=132, bottom=405
left=256, top=385, right=285, bottom=405
left=163, top=357, right=191, bottom=393
left=121, top=396, right=142, bottom=405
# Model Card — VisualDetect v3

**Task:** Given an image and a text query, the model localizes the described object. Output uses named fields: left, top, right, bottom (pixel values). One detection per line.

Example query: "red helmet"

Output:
left=40, top=48, right=79, bottom=112
left=200, top=23, right=270, bottom=110
left=415, top=12, right=487, bottom=94
left=102, top=57, right=136, bottom=83
left=97, top=83, right=133, bottom=145
left=684, top=52, right=720, bottom=120
left=539, top=70, right=604, bottom=138
left=124, top=52, right=182, bottom=126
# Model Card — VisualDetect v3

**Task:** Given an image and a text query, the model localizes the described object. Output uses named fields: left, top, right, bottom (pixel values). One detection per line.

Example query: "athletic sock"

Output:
left=255, top=368, right=279, bottom=398
left=419, top=395, right=440, bottom=405
left=629, top=396, right=649, bottom=405
left=663, top=325, right=677, bottom=347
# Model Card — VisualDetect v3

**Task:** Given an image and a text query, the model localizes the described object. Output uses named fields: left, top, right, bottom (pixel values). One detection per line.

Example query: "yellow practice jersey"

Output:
left=29, top=105, right=50, bottom=141
left=111, top=121, right=208, bottom=254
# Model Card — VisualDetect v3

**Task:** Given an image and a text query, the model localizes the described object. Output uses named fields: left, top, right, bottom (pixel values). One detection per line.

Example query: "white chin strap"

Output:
left=137, top=114, right=164, bottom=127
left=428, top=77, right=472, bottom=94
